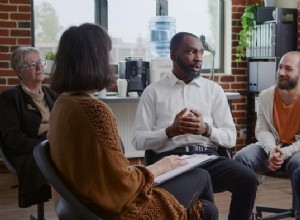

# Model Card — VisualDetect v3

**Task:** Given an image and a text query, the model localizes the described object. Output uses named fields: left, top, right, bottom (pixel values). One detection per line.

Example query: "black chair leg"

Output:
left=256, top=206, right=294, bottom=220
left=30, top=203, right=45, bottom=220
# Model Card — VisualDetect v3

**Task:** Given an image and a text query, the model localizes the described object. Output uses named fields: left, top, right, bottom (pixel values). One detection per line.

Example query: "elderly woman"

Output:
left=0, top=47, right=56, bottom=207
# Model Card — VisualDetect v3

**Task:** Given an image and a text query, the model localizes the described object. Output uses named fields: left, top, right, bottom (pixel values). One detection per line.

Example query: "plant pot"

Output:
left=44, top=60, right=53, bottom=74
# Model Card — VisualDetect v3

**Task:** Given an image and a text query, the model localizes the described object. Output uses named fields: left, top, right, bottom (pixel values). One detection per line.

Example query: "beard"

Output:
left=276, top=74, right=299, bottom=90
left=175, top=56, right=200, bottom=81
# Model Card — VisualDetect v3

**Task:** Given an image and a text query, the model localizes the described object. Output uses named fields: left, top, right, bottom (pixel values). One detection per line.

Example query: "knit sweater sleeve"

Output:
left=74, top=98, right=152, bottom=213
left=255, top=86, right=278, bottom=154
left=49, top=96, right=187, bottom=220
left=79, top=98, right=188, bottom=219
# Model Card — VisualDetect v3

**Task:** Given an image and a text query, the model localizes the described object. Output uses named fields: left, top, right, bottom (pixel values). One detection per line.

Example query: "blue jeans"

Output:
left=234, top=144, right=300, bottom=217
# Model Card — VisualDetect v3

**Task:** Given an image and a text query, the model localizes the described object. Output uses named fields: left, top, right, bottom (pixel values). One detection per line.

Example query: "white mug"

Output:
left=117, top=79, right=128, bottom=97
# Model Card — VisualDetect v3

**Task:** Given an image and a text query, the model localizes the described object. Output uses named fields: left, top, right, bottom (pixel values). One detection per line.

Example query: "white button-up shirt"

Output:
left=132, top=72, right=237, bottom=153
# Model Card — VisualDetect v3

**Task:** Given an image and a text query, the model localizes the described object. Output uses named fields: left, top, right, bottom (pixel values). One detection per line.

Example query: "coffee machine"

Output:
left=119, top=57, right=150, bottom=96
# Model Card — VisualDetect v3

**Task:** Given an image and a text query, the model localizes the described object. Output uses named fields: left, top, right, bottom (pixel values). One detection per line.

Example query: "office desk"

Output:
left=98, top=92, right=241, bottom=158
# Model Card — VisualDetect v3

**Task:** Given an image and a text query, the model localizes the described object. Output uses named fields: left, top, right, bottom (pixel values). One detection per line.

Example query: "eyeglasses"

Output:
left=22, top=60, right=46, bottom=70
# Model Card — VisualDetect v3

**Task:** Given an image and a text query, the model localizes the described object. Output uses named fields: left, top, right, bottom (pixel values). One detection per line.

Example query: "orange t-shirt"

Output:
left=273, top=88, right=300, bottom=145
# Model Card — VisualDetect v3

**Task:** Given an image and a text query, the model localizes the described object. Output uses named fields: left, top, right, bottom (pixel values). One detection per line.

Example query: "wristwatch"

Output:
left=203, top=123, right=211, bottom=137
left=166, top=127, right=173, bottom=141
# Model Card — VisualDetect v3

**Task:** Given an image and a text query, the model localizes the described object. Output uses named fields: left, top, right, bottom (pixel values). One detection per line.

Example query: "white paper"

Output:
left=154, top=154, right=218, bottom=185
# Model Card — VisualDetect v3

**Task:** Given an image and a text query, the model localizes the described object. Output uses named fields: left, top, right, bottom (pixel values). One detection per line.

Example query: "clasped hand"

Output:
left=166, top=108, right=206, bottom=138
left=267, top=146, right=284, bottom=172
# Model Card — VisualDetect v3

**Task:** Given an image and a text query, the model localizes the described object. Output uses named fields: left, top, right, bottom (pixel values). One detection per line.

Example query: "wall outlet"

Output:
left=240, top=128, right=247, bottom=138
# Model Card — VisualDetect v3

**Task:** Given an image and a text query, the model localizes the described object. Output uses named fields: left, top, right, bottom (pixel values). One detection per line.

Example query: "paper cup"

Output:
left=98, top=89, right=106, bottom=98
left=117, top=79, right=128, bottom=97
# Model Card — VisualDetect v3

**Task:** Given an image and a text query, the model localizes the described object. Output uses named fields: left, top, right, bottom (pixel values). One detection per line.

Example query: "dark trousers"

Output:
left=11, top=154, right=51, bottom=208
left=157, top=153, right=257, bottom=220
left=293, top=167, right=300, bottom=220
left=159, top=168, right=218, bottom=220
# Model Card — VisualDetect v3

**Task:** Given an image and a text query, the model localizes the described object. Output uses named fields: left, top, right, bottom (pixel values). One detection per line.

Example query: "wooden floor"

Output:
left=215, top=174, right=294, bottom=219
left=0, top=173, right=294, bottom=220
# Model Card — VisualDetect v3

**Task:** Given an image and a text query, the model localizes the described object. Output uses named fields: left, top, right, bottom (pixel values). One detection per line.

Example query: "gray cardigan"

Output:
left=256, top=85, right=300, bottom=158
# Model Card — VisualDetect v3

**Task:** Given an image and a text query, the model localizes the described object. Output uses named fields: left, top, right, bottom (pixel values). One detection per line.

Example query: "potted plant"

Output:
left=44, top=51, right=55, bottom=74
left=235, top=3, right=260, bottom=62
left=45, top=51, right=55, bottom=60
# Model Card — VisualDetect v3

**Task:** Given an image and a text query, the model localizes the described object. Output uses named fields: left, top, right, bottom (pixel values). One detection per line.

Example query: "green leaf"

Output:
left=235, top=3, right=260, bottom=62
left=45, top=51, right=55, bottom=60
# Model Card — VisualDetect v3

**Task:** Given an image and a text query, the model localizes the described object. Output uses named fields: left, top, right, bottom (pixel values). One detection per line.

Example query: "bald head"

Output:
left=279, top=51, right=300, bottom=69
left=277, top=51, right=300, bottom=90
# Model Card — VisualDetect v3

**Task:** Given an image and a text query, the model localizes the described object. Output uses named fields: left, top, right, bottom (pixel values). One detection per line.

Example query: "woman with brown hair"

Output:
left=48, top=23, right=217, bottom=220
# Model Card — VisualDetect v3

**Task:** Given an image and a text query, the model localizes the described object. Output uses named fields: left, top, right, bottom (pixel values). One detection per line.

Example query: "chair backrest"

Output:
left=0, top=141, right=17, bottom=175
left=33, top=140, right=102, bottom=220
left=144, top=149, right=158, bottom=166
left=217, top=146, right=232, bottom=159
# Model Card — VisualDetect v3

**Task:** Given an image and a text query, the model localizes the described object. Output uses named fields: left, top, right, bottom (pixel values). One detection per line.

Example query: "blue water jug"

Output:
left=149, top=16, right=176, bottom=57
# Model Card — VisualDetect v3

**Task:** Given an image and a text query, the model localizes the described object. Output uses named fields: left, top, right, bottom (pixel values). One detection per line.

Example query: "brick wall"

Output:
left=230, top=0, right=262, bottom=151
left=230, top=0, right=300, bottom=151
left=0, top=1, right=299, bottom=163
left=0, top=0, right=32, bottom=91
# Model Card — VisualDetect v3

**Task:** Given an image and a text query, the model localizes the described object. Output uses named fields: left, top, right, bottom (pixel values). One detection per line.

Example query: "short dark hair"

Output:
left=50, top=23, right=114, bottom=94
left=170, top=32, right=199, bottom=51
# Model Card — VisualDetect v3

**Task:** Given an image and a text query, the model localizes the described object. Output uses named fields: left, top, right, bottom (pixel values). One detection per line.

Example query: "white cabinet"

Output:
left=248, top=58, right=277, bottom=92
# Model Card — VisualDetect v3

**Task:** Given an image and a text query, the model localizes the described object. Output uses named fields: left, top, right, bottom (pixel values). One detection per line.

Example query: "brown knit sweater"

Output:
left=48, top=95, right=189, bottom=219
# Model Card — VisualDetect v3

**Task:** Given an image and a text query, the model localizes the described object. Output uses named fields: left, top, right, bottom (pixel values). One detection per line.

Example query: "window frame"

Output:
left=32, top=0, right=225, bottom=73
left=95, top=0, right=225, bottom=73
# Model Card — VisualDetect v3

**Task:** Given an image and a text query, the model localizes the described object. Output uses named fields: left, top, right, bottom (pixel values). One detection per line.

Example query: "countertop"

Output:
left=95, top=92, right=241, bottom=103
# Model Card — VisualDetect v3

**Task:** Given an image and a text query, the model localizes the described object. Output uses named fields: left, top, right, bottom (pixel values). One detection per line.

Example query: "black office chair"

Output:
left=255, top=170, right=294, bottom=220
left=33, top=140, right=102, bottom=220
left=0, top=142, right=45, bottom=220
left=0, top=142, right=17, bottom=176
left=144, top=146, right=232, bottom=166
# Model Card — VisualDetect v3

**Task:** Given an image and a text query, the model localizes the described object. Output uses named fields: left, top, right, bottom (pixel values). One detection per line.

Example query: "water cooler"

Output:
left=149, top=16, right=175, bottom=83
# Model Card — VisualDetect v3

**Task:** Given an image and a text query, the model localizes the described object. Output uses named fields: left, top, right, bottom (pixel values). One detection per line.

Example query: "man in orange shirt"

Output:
left=234, top=51, right=300, bottom=217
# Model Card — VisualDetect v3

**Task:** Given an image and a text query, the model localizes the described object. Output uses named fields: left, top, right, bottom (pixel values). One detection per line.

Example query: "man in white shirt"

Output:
left=133, top=32, right=257, bottom=220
